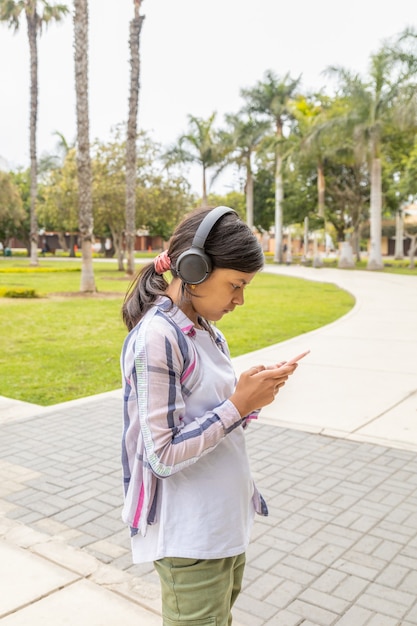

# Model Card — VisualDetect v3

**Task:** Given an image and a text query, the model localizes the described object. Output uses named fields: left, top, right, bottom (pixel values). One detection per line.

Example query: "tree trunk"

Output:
left=245, top=167, right=254, bottom=229
left=273, top=153, right=284, bottom=263
left=26, top=10, right=39, bottom=267
left=110, top=228, right=125, bottom=271
left=351, top=228, right=361, bottom=262
left=317, top=161, right=325, bottom=218
left=57, top=232, right=68, bottom=252
left=312, top=232, right=323, bottom=267
left=286, top=227, right=292, bottom=264
left=74, top=0, right=96, bottom=291
left=394, top=209, right=404, bottom=260
left=125, top=2, right=144, bottom=276
left=405, top=231, right=417, bottom=269
left=367, top=156, right=383, bottom=270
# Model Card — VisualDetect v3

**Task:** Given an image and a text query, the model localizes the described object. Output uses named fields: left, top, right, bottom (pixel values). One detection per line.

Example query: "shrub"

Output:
left=0, top=287, right=38, bottom=298
left=0, top=267, right=80, bottom=274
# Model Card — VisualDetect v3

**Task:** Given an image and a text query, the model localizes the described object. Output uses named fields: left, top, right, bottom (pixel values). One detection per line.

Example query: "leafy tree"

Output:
left=92, top=137, right=126, bottom=269
left=326, top=33, right=417, bottom=269
left=206, top=190, right=246, bottom=220
left=282, top=163, right=317, bottom=227
left=137, top=177, right=192, bottom=241
left=92, top=130, right=192, bottom=268
left=324, top=159, right=370, bottom=257
left=74, top=0, right=95, bottom=291
left=399, top=134, right=417, bottom=202
left=253, top=167, right=275, bottom=232
left=0, top=171, right=25, bottom=248
left=380, top=117, right=417, bottom=259
left=291, top=92, right=373, bottom=259
left=37, top=148, right=79, bottom=253
left=9, top=169, right=31, bottom=250
left=0, top=0, right=69, bottom=265
left=125, top=0, right=145, bottom=275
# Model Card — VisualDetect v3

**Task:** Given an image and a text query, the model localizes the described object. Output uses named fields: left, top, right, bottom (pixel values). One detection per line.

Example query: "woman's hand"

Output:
left=229, top=362, right=298, bottom=417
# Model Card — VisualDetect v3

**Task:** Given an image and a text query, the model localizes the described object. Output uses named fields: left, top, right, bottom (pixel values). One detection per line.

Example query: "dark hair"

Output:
left=121, top=206, right=264, bottom=331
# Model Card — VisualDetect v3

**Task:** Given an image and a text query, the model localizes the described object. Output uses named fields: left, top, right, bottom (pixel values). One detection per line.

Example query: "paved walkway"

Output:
left=1, top=266, right=417, bottom=625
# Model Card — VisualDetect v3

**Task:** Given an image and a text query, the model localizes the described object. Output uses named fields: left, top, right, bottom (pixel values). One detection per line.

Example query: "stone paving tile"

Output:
left=262, top=611, right=304, bottom=626
left=332, top=574, right=370, bottom=602
left=333, top=606, right=374, bottom=625
left=2, top=400, right=417, bottom=624
left=298, top=587, right=351, bottom=614
left=283, top=598, right=338, bottom=624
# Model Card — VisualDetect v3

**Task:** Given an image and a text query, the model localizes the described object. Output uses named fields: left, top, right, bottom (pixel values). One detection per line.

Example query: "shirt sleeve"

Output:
left=135, top=314, right=243, bottom=478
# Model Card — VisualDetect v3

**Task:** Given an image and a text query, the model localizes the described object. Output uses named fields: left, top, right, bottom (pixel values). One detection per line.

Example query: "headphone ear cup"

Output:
left=176, top=248, right=212, bottom=284
left=175, top=206, right=235, bottom=284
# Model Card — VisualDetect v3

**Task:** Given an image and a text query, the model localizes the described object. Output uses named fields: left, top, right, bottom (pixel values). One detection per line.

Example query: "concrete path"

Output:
left=234, top=265, right=417, bottom=452
left=1, top=266, right=417, bottom=626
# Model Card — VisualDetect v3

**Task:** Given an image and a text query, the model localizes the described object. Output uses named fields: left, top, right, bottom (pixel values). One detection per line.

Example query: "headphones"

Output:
left=175, top=206, right=237, bottom=284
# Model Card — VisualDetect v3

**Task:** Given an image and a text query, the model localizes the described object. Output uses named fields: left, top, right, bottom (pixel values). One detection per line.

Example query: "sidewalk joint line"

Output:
left=350, top=387, right=417, bottom=434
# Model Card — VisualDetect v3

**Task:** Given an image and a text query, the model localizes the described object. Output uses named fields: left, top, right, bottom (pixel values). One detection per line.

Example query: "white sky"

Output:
left=0, top=0, right=415, bottom=193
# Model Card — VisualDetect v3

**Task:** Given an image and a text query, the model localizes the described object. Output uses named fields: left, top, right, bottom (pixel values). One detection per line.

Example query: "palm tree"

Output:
left=52, top=130, right=74, bottom=164
left=125, top=0, right=145, bottom=276
left=291, top=93, right=366, bottom=264
left=242, top=70, right=301, bottom=262
left=291, top=95, right=336, bottom=219
left=0, top=0, right=68, bottom=266
left=361, top=53, right=392, bottom=270
left=164, top=113, right=222, bottom=207
left=219, top=112, right=269, bottom=228
left=289, top=95, right=333, bottom=266
left=327, top=39, right=417, bottom=270
left=73, top=0, right=95, bottom=291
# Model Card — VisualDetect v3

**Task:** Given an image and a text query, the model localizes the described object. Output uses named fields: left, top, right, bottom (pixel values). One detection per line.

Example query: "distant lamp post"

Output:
left=394, top=206, right=404, bottom=260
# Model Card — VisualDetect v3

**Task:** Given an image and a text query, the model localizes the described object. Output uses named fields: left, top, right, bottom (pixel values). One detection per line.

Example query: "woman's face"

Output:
left=186, top=267, right=258, bottom=323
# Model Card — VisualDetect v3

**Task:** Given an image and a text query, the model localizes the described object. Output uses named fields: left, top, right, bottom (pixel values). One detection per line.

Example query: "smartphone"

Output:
left=284, top=349, right=310, bottom=366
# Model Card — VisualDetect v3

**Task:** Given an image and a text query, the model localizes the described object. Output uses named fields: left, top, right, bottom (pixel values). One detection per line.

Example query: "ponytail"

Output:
left=122, top=259, right=171, bottom=331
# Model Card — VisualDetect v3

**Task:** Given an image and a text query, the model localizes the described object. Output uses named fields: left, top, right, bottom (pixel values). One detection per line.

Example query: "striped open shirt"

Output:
left=121, top=296, right=267, bottom=538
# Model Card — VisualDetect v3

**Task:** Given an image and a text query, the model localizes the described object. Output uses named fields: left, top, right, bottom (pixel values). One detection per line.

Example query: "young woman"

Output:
left=121, top=206, right=299, bottom=626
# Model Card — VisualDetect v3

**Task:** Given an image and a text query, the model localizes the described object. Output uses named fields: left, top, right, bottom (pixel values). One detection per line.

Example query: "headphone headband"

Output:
left=191, top=206, right=236, bottom=250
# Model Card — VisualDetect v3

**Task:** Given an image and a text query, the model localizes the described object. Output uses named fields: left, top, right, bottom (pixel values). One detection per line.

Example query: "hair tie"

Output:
left=154, top=250, right=171, bottom=275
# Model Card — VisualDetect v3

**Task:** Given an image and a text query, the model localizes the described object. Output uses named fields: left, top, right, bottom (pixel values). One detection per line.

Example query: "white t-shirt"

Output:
left=131, top=328, right=255, bottom=563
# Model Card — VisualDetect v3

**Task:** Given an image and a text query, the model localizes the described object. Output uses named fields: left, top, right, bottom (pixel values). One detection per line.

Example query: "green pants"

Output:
left=154, top=553, right=246, bottom=626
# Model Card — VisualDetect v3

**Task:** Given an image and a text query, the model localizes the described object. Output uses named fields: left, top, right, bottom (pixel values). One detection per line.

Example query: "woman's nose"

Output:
left=232, top=291, right=244, bottom=306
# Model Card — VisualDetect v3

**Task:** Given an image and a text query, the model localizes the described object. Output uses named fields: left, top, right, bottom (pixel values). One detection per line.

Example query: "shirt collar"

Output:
left=155, top=296, right=198, bottom=337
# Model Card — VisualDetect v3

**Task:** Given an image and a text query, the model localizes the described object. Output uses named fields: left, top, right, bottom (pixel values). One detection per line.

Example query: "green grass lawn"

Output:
left=0, top=260, right=132, bottom=294
left=0, top=258, right=355, bottom=405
